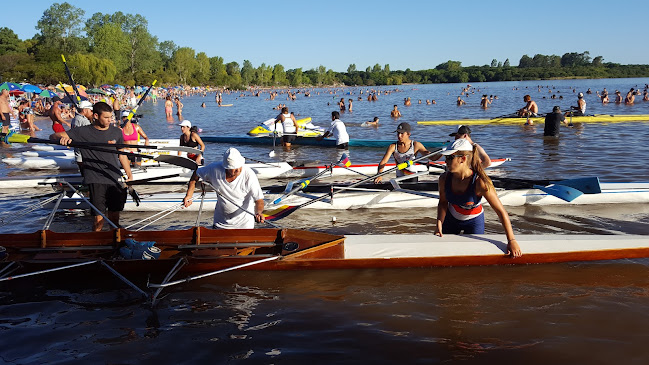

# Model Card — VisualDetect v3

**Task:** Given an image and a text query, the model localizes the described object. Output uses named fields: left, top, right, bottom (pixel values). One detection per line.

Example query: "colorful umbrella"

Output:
left=87, top=88, right=108, bottom=96
left=114, top=84, right=125, bottom=89
left=0, top=82, right=21, bottom=91
left=20, top=84, right=43, bottom=93
left=39, top=90, right=58, bottom=98
left=9, top=90, right=25, bottom=96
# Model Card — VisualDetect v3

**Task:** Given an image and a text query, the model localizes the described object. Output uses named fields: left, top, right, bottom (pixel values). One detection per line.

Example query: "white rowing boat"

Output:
left=39, top=182, right=649, bottom=212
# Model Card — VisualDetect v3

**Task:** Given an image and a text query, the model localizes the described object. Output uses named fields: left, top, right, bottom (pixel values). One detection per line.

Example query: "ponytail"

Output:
left=469, top=145, right=493, bottom=191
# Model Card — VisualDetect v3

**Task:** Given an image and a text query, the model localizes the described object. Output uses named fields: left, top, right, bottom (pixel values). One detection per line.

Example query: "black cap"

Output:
left=394, top=122, right=411, bottom=133
left=449, top=125, right=471, bottom=136
left=553, top=106, right=561, bottom=113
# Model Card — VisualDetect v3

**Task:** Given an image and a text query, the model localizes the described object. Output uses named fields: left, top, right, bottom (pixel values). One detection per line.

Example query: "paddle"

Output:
left=532, top=184, right=583, bottom=202
left=124, top=80, right=157, bottom=122
left=61, top=55, right=82, bottom=107
left=58, top=82, right=80, bottom=112
left=491, top=176, right=601, bottom=194
left=271, top=157, right=343, bottom=205
left=264, top=149, right=442, bottom=221
left=2, top=133, right=198, bottom=170
left=4, top=132, right=199, bottom=155
left=269, top=129, right=277, bottom=157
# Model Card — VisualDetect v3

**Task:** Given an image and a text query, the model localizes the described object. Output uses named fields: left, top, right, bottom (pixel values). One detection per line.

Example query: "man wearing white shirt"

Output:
left=183, top=148, right=265, bottom=229
left=317, top=111, right=349, bottom=149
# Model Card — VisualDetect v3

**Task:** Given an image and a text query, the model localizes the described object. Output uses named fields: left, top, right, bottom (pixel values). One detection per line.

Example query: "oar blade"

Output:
left=154, top=155, right=198, bottom=170
left=263, top=205, right=298, bottom=221
left=533, top=184, right=584, bottom=202
left=556, top=177, right=601, bottom=194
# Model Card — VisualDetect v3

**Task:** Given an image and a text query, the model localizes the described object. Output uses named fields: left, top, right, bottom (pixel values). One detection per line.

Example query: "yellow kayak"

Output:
left=248, top=117, right=324, bottom=137
left=418, top=114, right=649, bottom=126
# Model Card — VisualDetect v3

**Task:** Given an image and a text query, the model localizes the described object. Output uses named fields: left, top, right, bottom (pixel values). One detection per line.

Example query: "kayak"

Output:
left=417, top=114, right=649, bottom=125
left=43, top=182, right=649, bottom=212
left=202, top=135, right=450, bottom=149
left=247, top=117, right=324, bottom=137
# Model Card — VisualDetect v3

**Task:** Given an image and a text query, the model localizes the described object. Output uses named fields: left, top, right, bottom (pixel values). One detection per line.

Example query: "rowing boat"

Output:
left=2, top=228, right=648, bottom=278
left=41, top=182, right=649, bottom=212
left=247, top=117, right=324, bottom=137
left=202, top=135, right=449, bottom=149
left=417, top=114, right=649, bottom=125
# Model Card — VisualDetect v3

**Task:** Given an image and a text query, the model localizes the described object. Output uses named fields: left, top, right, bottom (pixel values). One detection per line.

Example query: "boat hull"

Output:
left=202, top=135, right=448, bottom=149
left=418, top=114, right=649, bottom=125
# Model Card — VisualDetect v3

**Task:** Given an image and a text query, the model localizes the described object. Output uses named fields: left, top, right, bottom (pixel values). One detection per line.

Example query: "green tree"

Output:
left=347, top=64, right=356, bottom=74
left=209, top=56, right=227, bottom=85
left=158, top=40, right=177, bottom=67
left=194, top=52, right=210, bottom=85
left=490, top=59, right=498, bottom=68
left=272, top=64, right=287, bottom=85
left=289, top=68, right=303, bottom=86
left=170, top=47, right=196, bottom=84
left=503, top=59, right=510, bottom=67
left=91, top=23, right=130, bottom=73
left=0, top=27, right=25, bottom=55
left=36, top=2, right=86, bottom=54
left=241, top=60, right=254, bottom=85
left=68, top=53, right=117, bottom=85
left=518, top=55, right=532, bottom=68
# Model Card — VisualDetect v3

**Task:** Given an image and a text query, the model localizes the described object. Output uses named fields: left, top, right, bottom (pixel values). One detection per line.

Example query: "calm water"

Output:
left=1, top=78, right=649, bottom=364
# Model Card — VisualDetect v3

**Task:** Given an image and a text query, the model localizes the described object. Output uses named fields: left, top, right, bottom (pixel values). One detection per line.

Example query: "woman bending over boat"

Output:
left=435, top=138, right=522, bottom=258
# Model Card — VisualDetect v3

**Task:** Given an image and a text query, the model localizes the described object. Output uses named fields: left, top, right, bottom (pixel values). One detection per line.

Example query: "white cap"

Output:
left=179, top=120, right=192, bottom=128
left=79, top=100, right=93, bottom=109
left=222, top=147, right=245, bottom=169
left=578, top=92, right=584, bottom=98
left=440, top=138, right=474, bottom=155
left=121, top=110, right=130, bottom=117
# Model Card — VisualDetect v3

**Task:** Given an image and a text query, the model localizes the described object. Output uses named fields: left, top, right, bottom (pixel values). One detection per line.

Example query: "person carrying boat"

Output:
left=274, top=106, right=299, bottom=148
left=183, top=148, right=265, bottom=229
left=179, top=120, right=205, bottom=165
left=52, top=101, right=133, bottom=232
left=565, top=92, right=586, bottom=117
left=374, top=122, right=431, bottom=183
left=543, top=106, right=570, bottom=137
left=316, top=111, right=349, bottom=149
left=517, top=95, right=538, bottom=117
left=435, top=138, right=522, bottom=258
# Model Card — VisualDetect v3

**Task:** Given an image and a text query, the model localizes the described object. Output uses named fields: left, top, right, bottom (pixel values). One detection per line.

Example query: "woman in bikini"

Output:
left=179, top=120, right=205, bottom=165
left=121, top=111, right=149, bottom=167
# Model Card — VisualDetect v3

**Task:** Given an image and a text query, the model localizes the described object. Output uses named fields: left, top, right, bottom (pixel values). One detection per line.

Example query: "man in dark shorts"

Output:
left=51, top=101, right=133, bottom=231
left=544, top=106, right=567, bottom=137
left=0, top=89, right=11, bottom=134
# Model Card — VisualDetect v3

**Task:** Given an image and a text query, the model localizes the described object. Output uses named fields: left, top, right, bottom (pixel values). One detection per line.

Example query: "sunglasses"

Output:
left=445, top=154, right=465, bottom=160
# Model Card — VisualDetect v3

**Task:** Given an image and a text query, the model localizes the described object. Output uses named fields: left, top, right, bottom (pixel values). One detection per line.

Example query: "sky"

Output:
left=3, top=0, right=648, bottom=72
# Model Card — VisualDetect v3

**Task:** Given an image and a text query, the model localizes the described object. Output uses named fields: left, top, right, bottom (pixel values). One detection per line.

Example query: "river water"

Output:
left=1, top=78, right=649, bottom=364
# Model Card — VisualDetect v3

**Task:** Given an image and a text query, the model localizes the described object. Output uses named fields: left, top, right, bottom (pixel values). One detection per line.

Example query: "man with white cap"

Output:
left=71, top=100, right=95, bottom=166
left=435, top=139, right=521, bottom=258
left=183, top=147, right=265, bottom=229
left=566, top=92, right=586, bottom=117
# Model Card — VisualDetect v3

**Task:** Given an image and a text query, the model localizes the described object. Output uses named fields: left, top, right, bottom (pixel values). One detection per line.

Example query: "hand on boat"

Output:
left=374, top=176, right=383, bottom=184
left=183, top=196, right=193, bottom=208
left=507, top=239, right=522, bottom=258
left=255, top=213, right=265, bottom=223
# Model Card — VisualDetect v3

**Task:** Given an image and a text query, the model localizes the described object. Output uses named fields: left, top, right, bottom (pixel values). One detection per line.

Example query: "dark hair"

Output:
left=331, top=111, right=340, bottom=119
left=281, top=107, right=289, bottom=113
left=93, top=101, right=113, bottom=115
left=373, top=117, right=379, bottom=122
left=190, top=126, right=198, bottom=133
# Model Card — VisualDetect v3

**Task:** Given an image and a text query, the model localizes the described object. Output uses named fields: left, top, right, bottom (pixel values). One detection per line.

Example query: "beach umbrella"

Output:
left=9, top=90, right=25, bottom=96
left=0, top=82, right=21, bottom=91
left=60, top=94, right=88, bottom=104
left=114, top=84, right=125, bottom=89
left=39, top=90, right=58, bottom=98
left=20, top=84, right=43, bottom=93
left=87, top=88, right=108, bottom=96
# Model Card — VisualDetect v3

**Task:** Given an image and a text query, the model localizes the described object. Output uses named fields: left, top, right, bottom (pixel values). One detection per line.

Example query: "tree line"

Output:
left=1, top=2, right=648, bottom=88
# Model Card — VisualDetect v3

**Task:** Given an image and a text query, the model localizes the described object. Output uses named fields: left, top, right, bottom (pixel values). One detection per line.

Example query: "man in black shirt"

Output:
left=51, top=101, right=133, bottom=231
left=544, top=106, right=567, bottom=137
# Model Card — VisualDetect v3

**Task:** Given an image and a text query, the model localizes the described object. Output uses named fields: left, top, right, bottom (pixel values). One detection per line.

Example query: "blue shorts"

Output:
left=442, top=213, right=485, bottom=234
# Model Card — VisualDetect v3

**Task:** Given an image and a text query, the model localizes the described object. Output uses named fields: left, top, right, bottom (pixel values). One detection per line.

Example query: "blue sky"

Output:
left=5, top=0, right=648, bottom=72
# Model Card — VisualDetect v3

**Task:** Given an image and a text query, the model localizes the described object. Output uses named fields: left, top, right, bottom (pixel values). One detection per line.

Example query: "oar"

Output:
left=269, top=130, right=277, bottom=157
left=2, top=133, right=197, bottom=170
left=61, top=55, right=82, bottom=107
left=4, top=132, right=199, bottom=155
left=272, top=166, right=334, bottom=205
left=492, top=176, right=601, bottom=194
left=264, top=149, right=442, bottom=221
left=124, top=80, right=157, bottom=122
left=58, top=82, right=80, bottom=112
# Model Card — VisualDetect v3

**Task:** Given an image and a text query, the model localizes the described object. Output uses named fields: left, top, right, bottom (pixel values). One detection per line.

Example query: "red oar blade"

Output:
left=263, top=205, right=299, bottom=221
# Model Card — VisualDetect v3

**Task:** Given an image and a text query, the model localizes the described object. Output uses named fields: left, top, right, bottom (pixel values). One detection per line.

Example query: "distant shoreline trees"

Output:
left=1, top=3, right=648, bottom=88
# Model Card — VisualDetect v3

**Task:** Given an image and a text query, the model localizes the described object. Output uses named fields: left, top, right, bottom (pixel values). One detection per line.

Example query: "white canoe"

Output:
left=43, top=182, right=649, bottom=212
